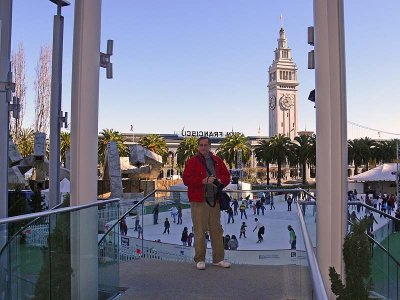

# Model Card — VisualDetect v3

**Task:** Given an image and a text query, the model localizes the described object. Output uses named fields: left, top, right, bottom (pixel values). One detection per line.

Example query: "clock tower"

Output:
left=268, top=26, right=299, bottom=140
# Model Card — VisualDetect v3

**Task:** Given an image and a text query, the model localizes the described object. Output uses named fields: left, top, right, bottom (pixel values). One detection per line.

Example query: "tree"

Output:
left=375, top=139, right=397, bottom=164
left=291, top=134, right=314, bottom=184
left=15, top=127, right=34, bottom=157
left=268, top=134, right=291, bottom=186
left=10, top=42, right=27, bottom=139
left=138, top=134, right=169, bottom=161
left=359, top=137, right=376, bottom=171
left=176, top=137, right=198, bottom=169
left=348, top=139, right=363, bottom=175
left=60, top=131, right=70, bottom=167
left=34, top=45, right=52, bottom=134
left=254, top=139, right=272, bottom=185
left=329, top=218, right=372, bottom=299
left=216, top=133, right=251, bottom=169
left=98, top=129, right=129, bottom=168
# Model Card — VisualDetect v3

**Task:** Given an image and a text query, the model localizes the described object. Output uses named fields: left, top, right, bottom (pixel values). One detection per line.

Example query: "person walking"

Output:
left=153, top=204, right=160, bottom=225
left=227, top=207, right=235, bottom=224
left=253, top=218, right=265, bottom=243
left=188, top=232, right=194, bottom=246
left=270, top=194, right=275, bottom=210
left=163, top=218, right=170, bottom=234
left=134, top=213, right=140, bottom=231
left=239, top=222, right=247, bottom=238
left=240, top=201, right=247, bottom=219
left=177, top=206, right=183, bottom=224
left=183, top=136, right=231, bottom=270
left=137, top=224, right=143, bottom=239
left=228, top=235, right=239, bottom=250
left=181, top=227, right=189, bottom=246
left=287, top=196, right=293, bottom=212
left=171, top=205, right=178, bottom=223
left=287, top=225, right=297, bottom=250
left=231, top=199, right=239, bottom=216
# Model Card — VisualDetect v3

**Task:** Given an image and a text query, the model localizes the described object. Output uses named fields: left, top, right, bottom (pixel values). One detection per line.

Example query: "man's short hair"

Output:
left=198, top=136, right=210, bottom=145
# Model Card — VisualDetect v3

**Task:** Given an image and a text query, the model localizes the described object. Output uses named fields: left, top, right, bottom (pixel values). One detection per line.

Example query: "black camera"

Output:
left=213, top=179, right=224, bottom=191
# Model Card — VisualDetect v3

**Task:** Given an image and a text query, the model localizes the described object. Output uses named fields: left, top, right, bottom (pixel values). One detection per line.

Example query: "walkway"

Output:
left=118, top=259, right=312, bottom=300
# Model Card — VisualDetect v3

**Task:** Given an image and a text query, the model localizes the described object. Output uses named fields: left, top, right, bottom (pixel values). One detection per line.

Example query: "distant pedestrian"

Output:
left=228, top=235, right=238, bottom=250
left=368, top=213, right=378, bottom=232
left=287, top=225, right=297, bottom=250
left=270, top=194, right=275, bottom=210
left=134, top=213, right=140, bottom=231
left=231, top=199, right=239, bottom=215
left=177, top=206, right=183, bottom=224
left=181, top=227, right=189, bottom=246
left=188, top=232, right=194, bottom=246
left=223, top=235, right=230, bottom=250
left=227, top=207, right=235, bottom=224
left=163, top=218, right=170, bottom=234
left=240, top=201, right=247, bottom=219
left=171, top=206, right=178, bottom=223
left=153, top=204, right=160, bottom=224
left=119, top=217, right=128, bottom=236
left=253, top=218, right=265, bottom=243
left=287, top=196, right=293, bottom=211
left=239, top=222, right=247, bottom=238
left=137, top=224, right=143, bottom=239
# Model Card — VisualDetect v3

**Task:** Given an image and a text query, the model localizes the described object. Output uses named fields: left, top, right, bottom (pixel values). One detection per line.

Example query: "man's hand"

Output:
left=202, top=176, right=217, bottom=186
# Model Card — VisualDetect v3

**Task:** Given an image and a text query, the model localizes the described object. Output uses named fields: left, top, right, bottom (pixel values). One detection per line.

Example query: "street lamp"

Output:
left=49, top=0, right=70, bottom=208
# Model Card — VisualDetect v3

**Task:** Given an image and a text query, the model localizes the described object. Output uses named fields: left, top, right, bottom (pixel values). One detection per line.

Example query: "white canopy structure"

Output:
left=349, top=163, right=398, bottom=182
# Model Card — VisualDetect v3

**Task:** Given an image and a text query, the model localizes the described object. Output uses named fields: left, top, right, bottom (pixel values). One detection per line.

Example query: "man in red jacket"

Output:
left=183, top=136, right=231, bottom=270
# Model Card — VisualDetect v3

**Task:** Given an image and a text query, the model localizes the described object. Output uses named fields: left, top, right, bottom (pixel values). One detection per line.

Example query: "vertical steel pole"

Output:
left=49, top=4, right=65, bottom=208
left=397, top=141, right=399, bottom=207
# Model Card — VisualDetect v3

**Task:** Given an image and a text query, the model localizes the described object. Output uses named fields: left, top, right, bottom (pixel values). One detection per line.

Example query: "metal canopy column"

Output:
left=314, top=0, right=347, bottom=297
left=70, top=0, right=101, bottom=298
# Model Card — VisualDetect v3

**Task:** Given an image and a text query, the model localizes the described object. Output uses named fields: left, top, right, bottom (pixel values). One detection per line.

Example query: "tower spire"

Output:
left=280, top=14, right=284, bottom=29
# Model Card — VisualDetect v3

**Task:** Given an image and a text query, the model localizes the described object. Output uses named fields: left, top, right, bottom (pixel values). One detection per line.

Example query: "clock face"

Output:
left=269, top=95, right=276, bottom=110
left=279, top=94, right=294, bottom=110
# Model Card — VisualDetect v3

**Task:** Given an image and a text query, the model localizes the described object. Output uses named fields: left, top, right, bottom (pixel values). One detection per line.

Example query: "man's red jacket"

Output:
left=183, top=152, right=231, bottom=202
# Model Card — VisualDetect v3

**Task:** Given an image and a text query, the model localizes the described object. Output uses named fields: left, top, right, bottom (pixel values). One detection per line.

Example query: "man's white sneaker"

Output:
left=213, top=260, right=231, bottom=268
left=196, top=261, right=206, bottom=270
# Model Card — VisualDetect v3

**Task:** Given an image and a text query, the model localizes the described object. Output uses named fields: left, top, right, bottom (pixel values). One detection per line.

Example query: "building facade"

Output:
left=268, top=27, right=299, bottom=140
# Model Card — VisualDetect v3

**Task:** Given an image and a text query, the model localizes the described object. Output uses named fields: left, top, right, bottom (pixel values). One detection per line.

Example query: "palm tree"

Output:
left=291, top=134, right=314, bottom=184
left=15, top=128, right=34, bottom=157
left=375, top=139, right=397, bottom=164
left=348, top=139, right=364, bottom=175
left=176, top=137, right=198, bottom=169
left=60, top=131, right=70, bottom=167
left=98, top=129, right=129, bottom=168
left=268, top=134, right=291, bottom=186
left=359, top=137, right=376, bottom=171
left=138, top=134, right=169, bottom=162
left=216, top=133, right=251, bottom=169
left=254, top=139, right=273, bottom=185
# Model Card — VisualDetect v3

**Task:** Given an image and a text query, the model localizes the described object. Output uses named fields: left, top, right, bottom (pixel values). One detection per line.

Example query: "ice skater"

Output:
left=239, top=222, right=247, bottom=238
left=163, top=218, right=170, bottom=234
left=227, top=207, right=234, bottom=224
left=288, top=225, right=297, bottom=250
left=240, top=201, right=247, bottom=219
left=253, top=218, right=265, bottom=243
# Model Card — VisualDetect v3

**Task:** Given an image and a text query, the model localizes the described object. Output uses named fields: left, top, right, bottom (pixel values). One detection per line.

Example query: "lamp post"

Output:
left=49, top=0, right=70, bottom=208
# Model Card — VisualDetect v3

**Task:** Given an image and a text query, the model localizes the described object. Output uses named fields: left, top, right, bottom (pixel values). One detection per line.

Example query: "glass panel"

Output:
left=98, top=201, right=121, bottom=299
left=371, top=244, right=389, bottom=298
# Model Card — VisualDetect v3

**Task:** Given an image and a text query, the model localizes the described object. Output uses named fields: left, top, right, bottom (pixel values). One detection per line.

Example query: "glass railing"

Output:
left=348, top=201, right=400, bottom=299
left=0, top=198, right=119, bottom=300
left=99, top=188, right=325, bottom=299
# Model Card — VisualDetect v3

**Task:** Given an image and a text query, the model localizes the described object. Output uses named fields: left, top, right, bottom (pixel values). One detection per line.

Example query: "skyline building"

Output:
left=268, top=26, right=299, bottom=140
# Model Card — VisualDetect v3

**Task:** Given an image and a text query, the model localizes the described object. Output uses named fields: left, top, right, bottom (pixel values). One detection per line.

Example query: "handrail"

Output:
left=347, top=220, right=400, bottom=267
left=98, top=191, right=157, bottom=245
left=296, top=200, right=328, bottom=300
left=348, top=201, right=400, bottom=223
left=0, top=201, right=65, bottom=257
left=0, top=198, right=120, bottom=225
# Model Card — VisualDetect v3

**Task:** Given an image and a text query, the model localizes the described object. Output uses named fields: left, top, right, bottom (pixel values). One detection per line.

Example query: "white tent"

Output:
left=349, top=163, right=398, bottom=182
left=41, top=178, right=70, bottom=205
